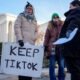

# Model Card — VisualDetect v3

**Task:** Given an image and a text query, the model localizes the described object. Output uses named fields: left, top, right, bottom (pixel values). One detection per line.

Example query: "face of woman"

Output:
left=53, top=16, right=59, bottom=22
left=25, top=6, right=33, bottom=15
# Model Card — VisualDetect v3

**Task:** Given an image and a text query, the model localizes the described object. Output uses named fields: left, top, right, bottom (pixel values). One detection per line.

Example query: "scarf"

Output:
left=21, top=11, right=36, bottom=22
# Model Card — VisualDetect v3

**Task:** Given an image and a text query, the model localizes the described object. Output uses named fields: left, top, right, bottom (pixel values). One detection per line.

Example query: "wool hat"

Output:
left=25, top=2, right=33, bottom=9
left=52, top=13, right=59, bottom=20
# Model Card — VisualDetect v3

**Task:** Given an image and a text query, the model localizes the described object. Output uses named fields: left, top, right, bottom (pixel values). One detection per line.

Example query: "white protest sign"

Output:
left=1, top=43, right=44, bottom=77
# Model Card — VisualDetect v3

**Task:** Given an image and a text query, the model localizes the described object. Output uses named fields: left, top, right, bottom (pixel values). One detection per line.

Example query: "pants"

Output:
left=65, top=57, right=80, bottom=80
left=19, top=76, right=32, bottom=80
left=49, top=53, right=65, bottom=80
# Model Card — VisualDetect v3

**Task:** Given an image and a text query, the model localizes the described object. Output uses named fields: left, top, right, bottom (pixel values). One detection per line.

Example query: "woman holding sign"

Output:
left=14, top=2, right=39, bottom=80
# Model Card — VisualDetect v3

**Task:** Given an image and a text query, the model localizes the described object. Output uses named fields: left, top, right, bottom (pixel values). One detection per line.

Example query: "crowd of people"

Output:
left=14, top=0, right=80, bottom=80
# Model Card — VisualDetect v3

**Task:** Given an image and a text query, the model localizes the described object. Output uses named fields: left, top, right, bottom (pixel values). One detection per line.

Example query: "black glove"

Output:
left=18, top=40, right=24, bottom=47
left=44, top=46, right=50, bottom=59
left=44, top=52, right=50, bottom=59
left=46, top=55, right=50, bottom=59
left=44, top=46, right=48, bottom=52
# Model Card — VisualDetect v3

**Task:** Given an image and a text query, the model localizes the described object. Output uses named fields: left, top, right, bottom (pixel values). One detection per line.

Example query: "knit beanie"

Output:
left=25, top=2, right=33, bottom=9
left=51, top=13, right=59, bottom=20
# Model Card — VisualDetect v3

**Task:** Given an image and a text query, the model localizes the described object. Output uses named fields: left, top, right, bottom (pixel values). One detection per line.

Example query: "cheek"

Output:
left=30, top=10, right=33, bottom=13
left=28, top=9, right=33, bottom=13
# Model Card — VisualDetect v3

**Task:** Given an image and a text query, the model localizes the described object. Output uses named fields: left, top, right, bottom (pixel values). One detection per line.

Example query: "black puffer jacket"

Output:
left=60, top=7, right=80, bottom=58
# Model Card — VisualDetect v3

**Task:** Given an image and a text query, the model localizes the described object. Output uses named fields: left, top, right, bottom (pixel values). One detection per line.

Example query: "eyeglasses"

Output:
left=53, top=16, right=59, bottom=19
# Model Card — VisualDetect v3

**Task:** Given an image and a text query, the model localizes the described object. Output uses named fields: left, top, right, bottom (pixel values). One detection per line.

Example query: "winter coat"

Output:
left=14, top=13, right=38, bottom=44
left=59, top=7, right=80, bottom=58
left=44, top=20, right=63, bottom=55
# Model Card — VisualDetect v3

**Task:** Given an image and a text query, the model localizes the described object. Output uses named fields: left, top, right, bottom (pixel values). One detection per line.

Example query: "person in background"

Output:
left=44, top=13, right=65, bottom=80
left=57, top=0, right=80, bottom=80
left=14, top=2, right=39, bottom=80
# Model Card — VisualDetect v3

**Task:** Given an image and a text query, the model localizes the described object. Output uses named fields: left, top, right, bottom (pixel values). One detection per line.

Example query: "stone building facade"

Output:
left=0, top=13, right=17, bottom=42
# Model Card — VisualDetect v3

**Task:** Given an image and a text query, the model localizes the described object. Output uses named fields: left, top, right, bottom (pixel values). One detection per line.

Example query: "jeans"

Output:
left=49, top=53, right=65, bottom=80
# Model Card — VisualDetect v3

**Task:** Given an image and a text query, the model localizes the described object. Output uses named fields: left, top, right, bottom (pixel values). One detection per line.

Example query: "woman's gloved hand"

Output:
left=44, top=46, right=50, bottom=59
left=44, top=46, right=48, bottom=52
left=18, top=40, right=24, bottom=47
